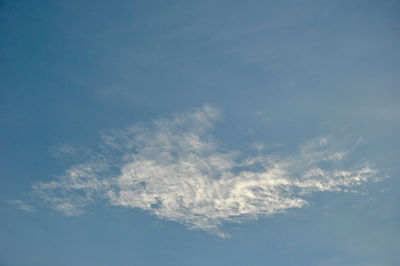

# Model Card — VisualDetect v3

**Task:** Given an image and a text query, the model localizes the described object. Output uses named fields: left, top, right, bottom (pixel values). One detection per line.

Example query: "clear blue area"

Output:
left=1, top=0, right=399, bottom=265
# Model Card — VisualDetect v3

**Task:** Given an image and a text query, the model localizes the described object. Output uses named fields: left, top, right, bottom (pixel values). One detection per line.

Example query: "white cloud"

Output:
left=33, top=105, right=380, bottom=237
left=8, top=200, right=35, bottom=213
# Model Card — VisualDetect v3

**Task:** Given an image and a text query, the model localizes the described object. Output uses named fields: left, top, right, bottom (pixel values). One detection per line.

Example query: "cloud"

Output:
left=8, top=200, right=35, bottom=213
left=49, top=144, right=77, bottom=158
left=32, top=105, right=380, bottom=237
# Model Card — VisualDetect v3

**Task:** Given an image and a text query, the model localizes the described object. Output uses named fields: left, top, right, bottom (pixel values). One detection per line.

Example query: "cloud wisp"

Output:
left=8, top=200, right=35, bottom=213
left=32, top=105, right=379, bottom=236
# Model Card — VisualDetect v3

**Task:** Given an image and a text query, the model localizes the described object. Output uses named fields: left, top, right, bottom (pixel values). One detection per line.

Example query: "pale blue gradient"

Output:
left=1, top=0, right=399, bottom=265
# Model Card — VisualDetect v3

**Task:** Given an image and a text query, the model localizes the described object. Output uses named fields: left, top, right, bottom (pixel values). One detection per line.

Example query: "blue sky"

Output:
left=1, top=0, right=399, bottom=265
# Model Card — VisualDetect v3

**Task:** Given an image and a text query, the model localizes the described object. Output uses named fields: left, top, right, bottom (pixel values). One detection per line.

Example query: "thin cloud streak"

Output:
left=33, top=105, right=379, bottom=237
left=8, top=200, right=35, bottom=213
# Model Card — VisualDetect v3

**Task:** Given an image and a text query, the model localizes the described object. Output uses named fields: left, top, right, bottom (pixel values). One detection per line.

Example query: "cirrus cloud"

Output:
left=32, top=105, right=380, bottom=237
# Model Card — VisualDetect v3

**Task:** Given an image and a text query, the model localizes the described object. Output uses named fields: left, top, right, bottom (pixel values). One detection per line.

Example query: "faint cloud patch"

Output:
left=49, top=144, right=77, bottom=159
left=8, top=200, right=35, bottom=213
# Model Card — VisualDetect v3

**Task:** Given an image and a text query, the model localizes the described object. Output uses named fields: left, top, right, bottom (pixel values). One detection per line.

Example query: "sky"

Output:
left=1, top=0, right=399, bottom=265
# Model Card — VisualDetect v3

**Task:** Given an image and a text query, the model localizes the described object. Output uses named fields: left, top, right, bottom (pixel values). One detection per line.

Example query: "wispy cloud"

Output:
left=8, top=200, right=35, bottom=213
left=49, top=144, right=77, bottom=158
left=32, top=105, right=380, bottom=237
